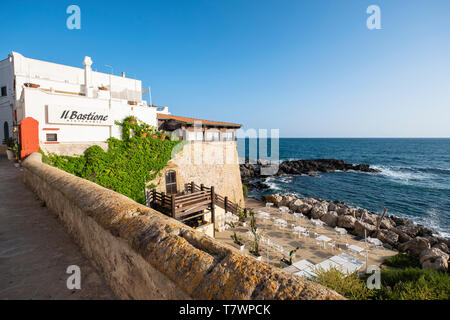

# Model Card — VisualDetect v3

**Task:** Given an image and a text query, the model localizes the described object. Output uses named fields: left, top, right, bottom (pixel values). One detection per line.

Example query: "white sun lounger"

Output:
left=292, top=259, right=314, bottom=271
left=329, top=255, right=349, bottom=265
left=315, top=259, right=342, bottom=272
left=295, top=266, right=317, bottom=279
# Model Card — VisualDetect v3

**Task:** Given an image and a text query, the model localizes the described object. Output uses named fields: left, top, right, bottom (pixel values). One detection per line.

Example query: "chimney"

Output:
left=83, top=56, right=93, bottom=97
left=122, top=72, right=125, bottom=78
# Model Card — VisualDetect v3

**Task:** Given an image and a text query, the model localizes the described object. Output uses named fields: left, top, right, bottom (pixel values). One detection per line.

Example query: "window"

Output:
left=3, top=122, right=9, bottom=139
left=165, top=170, right=177, bottom=195
left=205, top=131, right=219, bottom=141
left=1, top=86, right=6, bottom=97
left=222, top=132, right=233, bottom=141
left=46, top=133, right=58, bottom=142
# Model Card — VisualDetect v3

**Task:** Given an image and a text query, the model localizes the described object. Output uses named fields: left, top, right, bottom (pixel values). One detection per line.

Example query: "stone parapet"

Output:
left=22, top=152, right=343, bottom=300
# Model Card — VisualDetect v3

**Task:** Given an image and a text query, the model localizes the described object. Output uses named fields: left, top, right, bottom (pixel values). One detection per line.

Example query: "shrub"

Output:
left=314, top=265, right=450, bottom=300
left=2, top=137, right=15, bottom=148
left=383, top=253, right=420, bottom=269
left=378, top=267, right=450, bottom=300
left=314, top=267, right=374, bottom=300
left=42, top=117, right=181, bottom=204
left=242, top=183, right=248, bottom=197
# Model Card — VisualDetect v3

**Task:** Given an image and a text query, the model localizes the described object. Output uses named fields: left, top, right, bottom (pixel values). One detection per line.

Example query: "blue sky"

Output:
left=1, top=0, right=449, bottom=137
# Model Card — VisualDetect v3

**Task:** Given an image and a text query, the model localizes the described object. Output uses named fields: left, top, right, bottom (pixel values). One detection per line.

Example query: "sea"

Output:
left=238, top=138, right=450, bottom=238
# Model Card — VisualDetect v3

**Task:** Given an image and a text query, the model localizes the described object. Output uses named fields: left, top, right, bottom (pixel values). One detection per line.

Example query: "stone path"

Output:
left=0, top=156, right=115, bottom=300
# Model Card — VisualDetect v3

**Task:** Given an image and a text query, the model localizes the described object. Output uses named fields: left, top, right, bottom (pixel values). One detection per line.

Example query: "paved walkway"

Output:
left=0, top=156, right=115, bottom=299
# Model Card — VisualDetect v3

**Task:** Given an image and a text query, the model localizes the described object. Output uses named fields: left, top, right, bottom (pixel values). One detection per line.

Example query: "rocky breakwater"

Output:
left=264, top=193, right=450, bottom=272
left=240, top=159, right=380, bottom=190
left=277, top=159, right=380, bottom=175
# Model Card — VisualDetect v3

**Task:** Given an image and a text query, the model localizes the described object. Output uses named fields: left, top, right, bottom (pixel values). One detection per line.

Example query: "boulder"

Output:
left=397, top=232, right=412, bottom=243
left=280, top=195, right=296, bottom=207
left=362, top=213, right=378, bottom=226
left=376, top=229, right=399, bottom=247
left=390, top=215, right=409, bottom=226
left=337, top=215, right=357, bottom=229
left=348, top=210, right=358, bottom=218
left=311, top=202, right=328, bottom=219
left=419, top=248, right=449, bottom=264
left=302, top=198, right=318, bottom=206
left=397, top=223, right=420, bottom=238
left=265, top=194, right=282, bottom=206
left=353, top=220, right=376, bottom=237
left=432, top=242, right=449, bottom=254
left=327, top=203, right=338, bottom=212
left=336, top=207, right=349, bottom=216
left=437, top=237, right=450, bottom=248
left=398, top=237, right=431, bottom=257
left=418, top=225, right=434, bottom=237
left=298, top=203, right=312, bottom=215
left=391, top=228, right=412, bottom=243
left=380, top=217, right=396, bottom=230
left=320, top=211, right=338, bottom=228
left=422, top=256, right=448, bottom=272
left=424, top=236, right=439, bottom=247
left=289, top=199, right=303, bottom=212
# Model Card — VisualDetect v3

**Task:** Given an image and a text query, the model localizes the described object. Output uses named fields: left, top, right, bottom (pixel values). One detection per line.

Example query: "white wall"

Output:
left=22, top=88, right=157, bottom=145
left=0, top=51, right=157, bottom=146
left=0, top=56, right=14, bottom=142
left=12, top=52, right=143, bottom=103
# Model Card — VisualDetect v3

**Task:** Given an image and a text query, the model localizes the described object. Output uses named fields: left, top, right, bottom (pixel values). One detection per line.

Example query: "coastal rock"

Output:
left=397, top=223, right=421, bottom=238
left=301, top=198, right=318, bottom=206
left=376, top=230, right=399, bottom=247
left=289, top=199, right=303, bottom=212
left=380, top=217, right=396, bottom=230
left=336, top=207, right=349, bottom=216
left=432, top=242, right=449, bottom=254
left=390, top=228, right=412, bottom=243
left=398, top=237, right=431, bottom=257
left=247, top=181, right=270, bottom=190
left=311, top=202, right=328, bottom=219
left=438, top=238, right=450, bottom=248
left=265, top=194, right=282, bottom=206
left=240, top=163, right=259, bottom=181
left=390, top=216, right=409, bottom=226
left=327, top=203, right=338, bottom=212
left=280, top=195, right=296, bottom=207
left=320, top=211, right=338, bottom=228
left=298, top=203, right=312, bottom=215
left=398, top=231, right=412, bottom=244
left=361, top=212, right=378, bottom=226
left=419, top=248, right=449, bottom=265
left=353, top=220, right=376, bottom=237
left=355, top=208, right=368, bottom=219
left=424, top=236, right=439, bottom=247
left=337, top=215, right=357, bottom=229
left=417, top=225, right=434, bottom=238
left=422, top=257, right=448, bottom=272
left=277, top=159, right=381, bottom=176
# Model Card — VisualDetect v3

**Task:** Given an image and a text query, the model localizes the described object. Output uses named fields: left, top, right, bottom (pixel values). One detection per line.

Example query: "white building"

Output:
left=0, top=52, right=169, bottom=155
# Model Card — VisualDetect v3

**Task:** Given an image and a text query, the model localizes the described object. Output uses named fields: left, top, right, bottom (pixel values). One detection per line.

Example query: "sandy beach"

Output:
left=215, top=197, right=397, bottom=272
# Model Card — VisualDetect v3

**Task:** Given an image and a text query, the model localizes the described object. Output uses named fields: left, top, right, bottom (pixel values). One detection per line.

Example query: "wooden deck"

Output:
left=146, top=182, right=242, bottom=233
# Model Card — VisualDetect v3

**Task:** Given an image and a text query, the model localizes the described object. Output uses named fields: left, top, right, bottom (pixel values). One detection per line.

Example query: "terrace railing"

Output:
left=184, top=182, right=240, bottom=215
left=145, top=181, right=242, bottom=233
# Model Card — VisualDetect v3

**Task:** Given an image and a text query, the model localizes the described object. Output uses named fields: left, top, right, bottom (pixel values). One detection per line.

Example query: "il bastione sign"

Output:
left=48, top=105, right=112, bottom=126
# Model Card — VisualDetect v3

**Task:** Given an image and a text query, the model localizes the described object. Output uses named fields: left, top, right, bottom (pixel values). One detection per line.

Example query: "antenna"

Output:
left=148, top=86, right=152, bottom=107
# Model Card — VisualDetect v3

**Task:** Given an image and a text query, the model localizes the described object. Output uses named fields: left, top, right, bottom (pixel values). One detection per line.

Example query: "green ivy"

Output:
left=42, top=116, right=181, bottom=204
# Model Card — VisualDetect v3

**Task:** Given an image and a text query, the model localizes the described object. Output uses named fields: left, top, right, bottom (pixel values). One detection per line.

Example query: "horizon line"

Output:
left=238, top=137, right=450, bottom=139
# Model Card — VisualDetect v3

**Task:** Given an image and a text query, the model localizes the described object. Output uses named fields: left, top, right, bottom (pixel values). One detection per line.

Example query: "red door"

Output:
left=20, top=117, right=39, bottom=160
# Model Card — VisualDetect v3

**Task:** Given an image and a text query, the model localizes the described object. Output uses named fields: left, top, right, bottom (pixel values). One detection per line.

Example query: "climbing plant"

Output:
left=42, top=116, right=181, bottom=204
